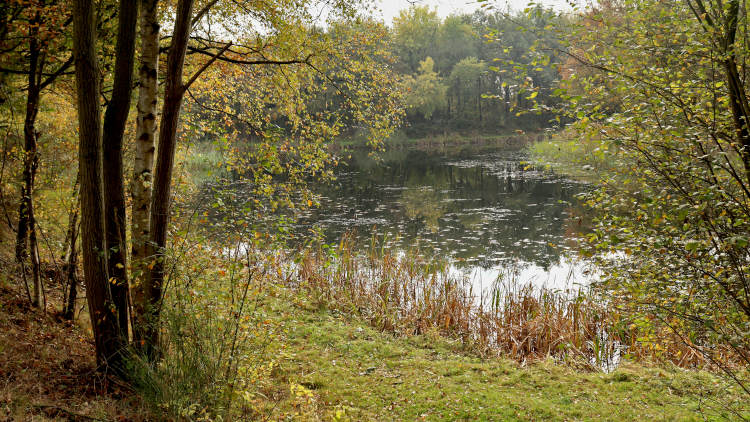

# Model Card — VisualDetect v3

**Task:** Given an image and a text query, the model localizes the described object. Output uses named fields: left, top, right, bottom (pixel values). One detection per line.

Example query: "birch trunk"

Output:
left=131, top=0, right=160, bottom=349
left=143, top=0, right=195, bottom=359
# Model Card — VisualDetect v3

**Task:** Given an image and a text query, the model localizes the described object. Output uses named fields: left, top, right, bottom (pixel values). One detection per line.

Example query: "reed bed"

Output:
left=294, top=234, right=714, bottom=370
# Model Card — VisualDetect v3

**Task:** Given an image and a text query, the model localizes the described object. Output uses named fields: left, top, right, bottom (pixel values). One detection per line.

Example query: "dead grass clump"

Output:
left=295, top=234, right=713, bottom=369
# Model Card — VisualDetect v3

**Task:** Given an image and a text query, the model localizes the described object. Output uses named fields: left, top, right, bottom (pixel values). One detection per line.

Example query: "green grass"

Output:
left=178, top=141, right=227, bottom=186
left=259, top=290, right=746, bottom=421
left=527, top=130, right=622, bottom=183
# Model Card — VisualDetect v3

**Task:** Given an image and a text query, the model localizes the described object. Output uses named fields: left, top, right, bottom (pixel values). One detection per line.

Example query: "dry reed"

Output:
left=294, top=234, right=714, bottom=370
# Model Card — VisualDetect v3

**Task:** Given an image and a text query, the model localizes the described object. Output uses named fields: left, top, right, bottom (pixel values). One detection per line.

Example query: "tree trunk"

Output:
left=62, top=172, right=81, bottom=264
left=63, top=232, right=79, bottom=320
left=131, top=0, right=160, bottom=350
left=62, top=174, right=81, bottom=320
left=28, top=203, right=43, bottom=309
left=143, top=0, right=195, bottom=359
left=102, top=0, right=138, bottom=340
left=72, top=0, right=125, bottom=372
left=477, top=76, right=482, bottom=124
left=16, top=11, right=41, bottom=306
left=504, top=85, right=510, bottom=126
left=713, top=0, right=750, bottom=185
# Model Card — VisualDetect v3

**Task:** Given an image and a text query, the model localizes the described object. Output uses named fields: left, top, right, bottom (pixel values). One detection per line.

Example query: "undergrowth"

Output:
left=127, top=238, right=286, bottom=420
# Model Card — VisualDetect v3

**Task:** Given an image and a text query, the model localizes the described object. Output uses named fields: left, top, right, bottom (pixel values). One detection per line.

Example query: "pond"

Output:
left=295, top=143, right=593, bottom=291
left=193, top=141, right=613, bottom=369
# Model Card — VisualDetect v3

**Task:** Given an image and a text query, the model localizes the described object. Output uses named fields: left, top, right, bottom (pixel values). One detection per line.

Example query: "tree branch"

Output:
left=186, top=45, right=313, bottom=66
left=39, top=55, right=75, bottom=90
left=191, top=0, right=220, bottom=26
left=182, top=42, right=232, bottom=91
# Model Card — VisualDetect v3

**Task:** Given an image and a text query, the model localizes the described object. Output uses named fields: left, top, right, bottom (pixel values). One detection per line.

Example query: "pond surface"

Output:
left=296, top=145, right=593, bottom=290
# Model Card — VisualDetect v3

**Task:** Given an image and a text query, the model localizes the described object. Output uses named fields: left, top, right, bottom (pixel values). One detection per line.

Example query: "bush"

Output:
left=128, top=241, right=283, bottom=420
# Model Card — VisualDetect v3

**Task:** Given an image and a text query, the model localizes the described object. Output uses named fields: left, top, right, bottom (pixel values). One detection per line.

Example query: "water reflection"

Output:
left=296, top=146, right=592, bottom=287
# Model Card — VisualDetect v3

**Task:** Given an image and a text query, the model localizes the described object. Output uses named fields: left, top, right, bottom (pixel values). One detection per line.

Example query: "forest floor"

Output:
left=0, top=282, right=146, bottom=421
left=0, top=222, right=147, bottom=421
left=0, top=223, right=745, bottom=421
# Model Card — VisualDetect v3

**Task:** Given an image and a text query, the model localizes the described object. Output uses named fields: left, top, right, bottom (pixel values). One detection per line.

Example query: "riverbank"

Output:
left=260, top=291, right=744, bottom=420
left=527, top=128, right=619, bottom=182
left=334, top=130, right=546, bottom=152
left=2, top=144, right=748, bottom=420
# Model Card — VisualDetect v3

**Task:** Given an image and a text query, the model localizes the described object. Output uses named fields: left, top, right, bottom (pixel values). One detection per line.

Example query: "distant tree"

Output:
left=482, top=7, right=564, bottom=129
left=392, top=6, right=441, bottom=74
left=404, top=57, right=447, bottom=120
left=448, top=57, right=487, bottom=124
left=386, top=8, right=563, bottom=134
left=433, top=15, right=477, bottom=75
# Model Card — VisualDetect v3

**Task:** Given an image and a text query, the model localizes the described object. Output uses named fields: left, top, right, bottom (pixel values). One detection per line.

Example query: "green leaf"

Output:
left=685, top=240, right=701, bottom=251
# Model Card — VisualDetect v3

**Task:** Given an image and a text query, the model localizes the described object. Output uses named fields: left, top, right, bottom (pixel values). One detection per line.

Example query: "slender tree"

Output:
left=143, top=0, right=196, bottom=358
left=2, top=1, right=74, bottom=307
left=131, top=0, right=160, bottom=349
left=16, top=10, right=41, bottom=306
left=62, top=173, right=80, bottom=320
left=72, top=0, right=125, bottom=371
left=102, top=0, right=138, bottom=338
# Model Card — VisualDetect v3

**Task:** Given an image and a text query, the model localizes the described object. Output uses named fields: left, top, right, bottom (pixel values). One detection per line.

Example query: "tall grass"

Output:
left=128, top=239, right=284, bottom=420
left=295, top=234, right=713, bottom=369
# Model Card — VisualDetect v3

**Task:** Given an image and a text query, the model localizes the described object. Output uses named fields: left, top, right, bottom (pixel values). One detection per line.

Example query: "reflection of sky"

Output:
left=453, top=256, right=596, bottom=302
left=374, top=0, right=580, bottom=26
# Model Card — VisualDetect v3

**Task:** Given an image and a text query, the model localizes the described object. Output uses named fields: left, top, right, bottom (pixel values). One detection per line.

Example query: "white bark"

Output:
left=131, top=0, right=159, bottom=342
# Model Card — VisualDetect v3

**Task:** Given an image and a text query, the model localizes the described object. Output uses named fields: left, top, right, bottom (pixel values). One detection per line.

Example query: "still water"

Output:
left=296, top=145, right=593, bottom=290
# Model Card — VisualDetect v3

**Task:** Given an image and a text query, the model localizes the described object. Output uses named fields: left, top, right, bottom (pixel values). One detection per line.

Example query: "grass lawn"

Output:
left=261, top=292, right=745, bottom=421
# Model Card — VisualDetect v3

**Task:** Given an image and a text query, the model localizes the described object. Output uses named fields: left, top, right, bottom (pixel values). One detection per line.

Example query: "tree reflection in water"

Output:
left=296, top=146, right=593, bottom=288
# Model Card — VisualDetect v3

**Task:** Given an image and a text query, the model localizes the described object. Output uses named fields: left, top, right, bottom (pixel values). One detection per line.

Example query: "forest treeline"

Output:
left=385, top=6, right=562, bottom=135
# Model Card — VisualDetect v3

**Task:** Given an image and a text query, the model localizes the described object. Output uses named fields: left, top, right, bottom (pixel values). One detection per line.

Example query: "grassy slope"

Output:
left=0, top=274, right=742, bottom=421
left=265, top=294, right=741, bottom=421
